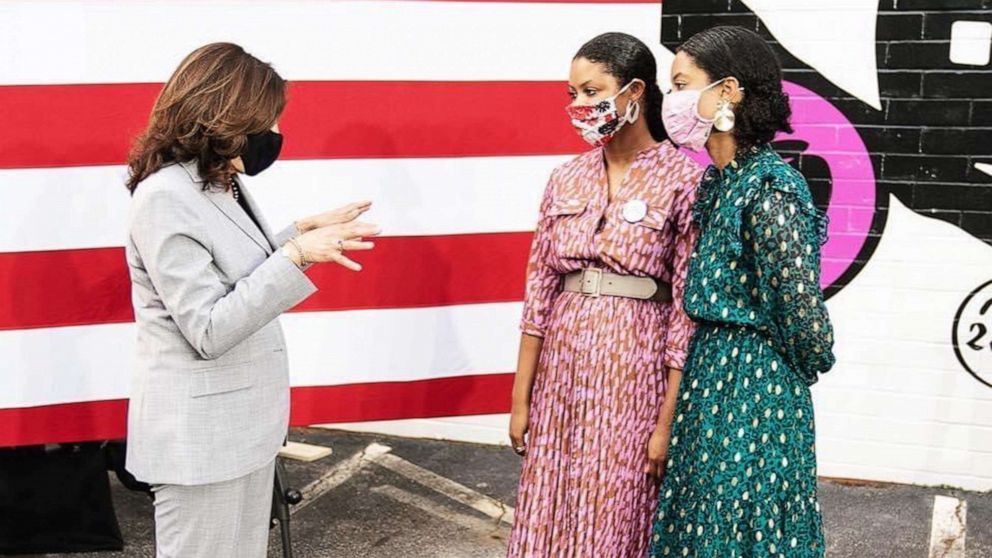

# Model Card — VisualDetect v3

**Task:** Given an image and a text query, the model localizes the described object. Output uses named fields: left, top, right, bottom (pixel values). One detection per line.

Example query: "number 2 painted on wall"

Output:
left=966, top=299, right=992, bottom=351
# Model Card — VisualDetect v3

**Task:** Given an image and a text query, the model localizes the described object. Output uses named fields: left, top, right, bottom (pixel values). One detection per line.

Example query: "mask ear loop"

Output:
left=690, top=78, right=725, bottom=123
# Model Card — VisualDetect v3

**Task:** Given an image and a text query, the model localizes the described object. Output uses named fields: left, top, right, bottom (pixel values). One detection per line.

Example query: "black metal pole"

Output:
left=271, top=459, right=301, bottom=558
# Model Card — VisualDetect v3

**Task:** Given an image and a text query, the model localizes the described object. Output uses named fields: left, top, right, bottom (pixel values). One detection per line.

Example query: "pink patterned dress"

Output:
left=508, top=141, right=703, bottom=557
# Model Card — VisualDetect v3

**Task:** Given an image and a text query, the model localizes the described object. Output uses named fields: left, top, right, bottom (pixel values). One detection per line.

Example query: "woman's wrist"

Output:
left=511, top=392, right=531, bottom=410
left=295, top=218, right=316, bottom=235
left=652, top=420, right=671, bottom=436
left=291, top=237, right=310, bottom=265
left=282, top=241, right=306, bottom=268
left=281, top=245, right=301, bottom=267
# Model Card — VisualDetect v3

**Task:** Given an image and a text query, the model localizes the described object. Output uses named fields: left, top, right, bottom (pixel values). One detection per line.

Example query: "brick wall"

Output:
left=661, top=0, right=992, bottom=490
left=662, top=0, right=991, bottom=259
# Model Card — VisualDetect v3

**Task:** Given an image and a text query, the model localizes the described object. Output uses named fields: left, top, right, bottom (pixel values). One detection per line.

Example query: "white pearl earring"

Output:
left=714, top=99, right=735, bottom=132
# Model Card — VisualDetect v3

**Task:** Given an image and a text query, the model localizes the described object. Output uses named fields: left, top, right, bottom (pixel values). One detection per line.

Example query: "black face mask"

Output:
left=240, top=130, right=283, bottom=176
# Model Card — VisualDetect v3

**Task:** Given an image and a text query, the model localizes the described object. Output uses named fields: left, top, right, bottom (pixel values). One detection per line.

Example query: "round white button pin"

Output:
left=622, top=199, right=648, bottom=223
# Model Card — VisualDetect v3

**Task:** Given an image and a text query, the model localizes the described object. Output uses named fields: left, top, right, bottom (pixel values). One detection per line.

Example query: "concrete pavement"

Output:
left=15, top=427, right=991, bottom=557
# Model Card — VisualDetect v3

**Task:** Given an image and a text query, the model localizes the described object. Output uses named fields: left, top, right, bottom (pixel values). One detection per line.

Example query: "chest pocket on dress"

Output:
left=622, top=206, right=673, bottom=264
left=548, top=198, right=589, bottom=259
left=631, top=206, right=670, bottom=232
left=548, top=198, right=588, bottom=218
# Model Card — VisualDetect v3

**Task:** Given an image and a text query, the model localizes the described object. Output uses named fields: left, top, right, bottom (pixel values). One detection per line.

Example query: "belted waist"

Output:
left=562, top=268, right=672, bottom=302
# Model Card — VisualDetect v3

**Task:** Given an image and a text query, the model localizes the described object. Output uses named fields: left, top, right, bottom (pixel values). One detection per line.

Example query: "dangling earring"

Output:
left=625, top=100, right=641, bottom=124
left=713, top=98, right=735, bottom=132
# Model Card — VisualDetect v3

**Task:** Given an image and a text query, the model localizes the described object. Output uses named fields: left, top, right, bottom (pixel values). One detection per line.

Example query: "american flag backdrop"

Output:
left=0, top=0, right=669, bottom=446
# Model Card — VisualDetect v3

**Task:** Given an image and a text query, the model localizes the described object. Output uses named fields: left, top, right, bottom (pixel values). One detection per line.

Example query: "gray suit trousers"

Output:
left=152, top=459, right=275, bottom=558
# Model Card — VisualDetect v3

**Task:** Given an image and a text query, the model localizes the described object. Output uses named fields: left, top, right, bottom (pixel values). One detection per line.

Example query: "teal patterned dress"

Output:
left=649, top=145, right=836, bottom=558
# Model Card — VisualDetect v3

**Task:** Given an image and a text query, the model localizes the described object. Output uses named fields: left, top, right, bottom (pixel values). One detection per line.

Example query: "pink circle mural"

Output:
left=683, top=81, right=878, bottom=290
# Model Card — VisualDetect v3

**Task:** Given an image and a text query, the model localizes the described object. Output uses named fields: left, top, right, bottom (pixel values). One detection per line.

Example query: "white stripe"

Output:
left=928, top=495, right=966, bottom=558
left=320, top=413, right=510, bottom=446
left=0, top=1, right=670, bottom=85
left=370, top=485, right=510, bottom=535
left=376, top=452, right=515, bottom=525
left=0, top=302, right=522, bottom=408
left=0, top=155, right=567, bottom=253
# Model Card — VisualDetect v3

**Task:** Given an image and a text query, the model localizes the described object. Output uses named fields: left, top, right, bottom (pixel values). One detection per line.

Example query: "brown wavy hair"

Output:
left=126, top=43, right=287, bottom=194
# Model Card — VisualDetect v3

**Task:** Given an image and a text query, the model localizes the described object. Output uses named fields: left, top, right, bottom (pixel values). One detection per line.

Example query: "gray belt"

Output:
left=563, top=268, right=672, bottom=302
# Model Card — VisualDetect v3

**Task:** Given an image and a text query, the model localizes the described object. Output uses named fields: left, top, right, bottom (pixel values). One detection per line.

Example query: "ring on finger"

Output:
left=337, top=239, right=345, bottom=251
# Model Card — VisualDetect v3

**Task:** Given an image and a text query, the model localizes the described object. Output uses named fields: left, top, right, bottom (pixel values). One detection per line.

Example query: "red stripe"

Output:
left=0, top=81, right=587, bottom=169
left=423, top=0, right=659, bottom=2
left=0, top=373, right=514, bottom=447
left=426, top=0, right=661, bottom=2
left=0, top=399, right=130, bottom=448
left=288, top=373, right=514, bottom=426
left=0, top=232, right=532, bottom=331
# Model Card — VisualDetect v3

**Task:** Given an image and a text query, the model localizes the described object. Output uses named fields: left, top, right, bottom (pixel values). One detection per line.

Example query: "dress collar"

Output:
left=704, top=143, right=771, bottom=184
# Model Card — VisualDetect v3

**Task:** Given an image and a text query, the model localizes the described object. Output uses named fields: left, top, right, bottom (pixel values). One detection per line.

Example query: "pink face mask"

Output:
left=565, top=79, right=642, bottom=147
left=661, top=78, right=725, bottom=151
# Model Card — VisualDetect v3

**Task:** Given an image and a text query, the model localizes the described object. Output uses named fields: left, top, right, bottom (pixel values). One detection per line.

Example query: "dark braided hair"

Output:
left=575, top=32, right=668, bottom=143
left=678, top=26, right=793, bottom=150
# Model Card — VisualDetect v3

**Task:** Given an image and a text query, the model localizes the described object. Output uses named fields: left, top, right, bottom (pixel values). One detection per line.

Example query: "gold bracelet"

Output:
left=284, top=243, right=303, bottom=267
left=288, top=237, right=308, bottom=266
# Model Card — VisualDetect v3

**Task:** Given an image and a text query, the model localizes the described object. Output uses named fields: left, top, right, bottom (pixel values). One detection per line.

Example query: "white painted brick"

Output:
left=816, top=411, right=992, bottom=454
left=816, top=437, right=992, bottom=481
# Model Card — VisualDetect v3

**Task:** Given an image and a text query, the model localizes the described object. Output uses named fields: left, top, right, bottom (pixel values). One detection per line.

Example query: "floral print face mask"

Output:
left=565, top=79, right=642, bottom=147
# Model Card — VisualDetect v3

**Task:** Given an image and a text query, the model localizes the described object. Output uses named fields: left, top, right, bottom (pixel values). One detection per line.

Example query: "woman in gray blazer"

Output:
left=124, top=42, right=379, bottom=558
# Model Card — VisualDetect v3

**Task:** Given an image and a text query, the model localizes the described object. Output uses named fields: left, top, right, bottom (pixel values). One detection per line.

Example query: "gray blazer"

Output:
left=125, top=160, right=317, bottom=486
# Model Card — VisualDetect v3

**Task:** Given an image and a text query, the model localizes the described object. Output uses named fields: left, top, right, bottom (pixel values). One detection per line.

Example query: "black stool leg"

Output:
left=271, top=458, right=303, bottom=558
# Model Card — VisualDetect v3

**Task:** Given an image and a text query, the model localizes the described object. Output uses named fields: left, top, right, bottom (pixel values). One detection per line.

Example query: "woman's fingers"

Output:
left=645, top=444, right=665, bottom=477
left=312, top=221, right=380, bottom=241
left=655, top=461, right=667, bottom=480
left=647, top=458, right=667, bottom=479
left=341, top=201, right=372, bottom=221
left=509, top=430, right=527, bottom=455
left=340, top=240, right=375, bottom=252
left=511, top=440, right=526, bottom=456
left=332, top=221, right=380, bottom=240
left=349, top=222, right=382, bottom=238
left=334, top=200, right=371, bottom=213
left=331, top=252, right=363, bottom=272
left=313, top=201, right=373, bottom=227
